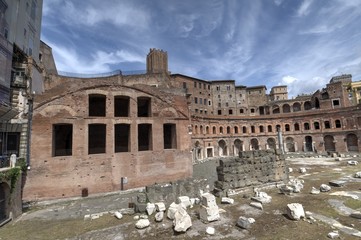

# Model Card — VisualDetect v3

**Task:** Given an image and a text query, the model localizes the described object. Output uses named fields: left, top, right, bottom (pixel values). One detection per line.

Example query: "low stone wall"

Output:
left=215, top=149, right=288, bottom=193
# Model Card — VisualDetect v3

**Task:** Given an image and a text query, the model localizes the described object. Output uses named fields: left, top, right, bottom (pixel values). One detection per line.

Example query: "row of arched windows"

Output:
left=193, top=119, right=343, bottom=135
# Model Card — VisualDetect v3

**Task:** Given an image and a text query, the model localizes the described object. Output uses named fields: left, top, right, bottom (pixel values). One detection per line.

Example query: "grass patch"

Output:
left=344, top=198, right=361, bottom=210
left=0, top=214, right=121, bottom=240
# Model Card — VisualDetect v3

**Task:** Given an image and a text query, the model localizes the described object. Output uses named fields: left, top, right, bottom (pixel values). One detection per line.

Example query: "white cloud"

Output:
left=274, top=0, right=284, bottom=6
left=282, top=76, right=297, bottom=84
left=297, top=0, right=313, bottom=16
left=47, top=40, right=144, bottom=74
left=57, top=1, right=150, bottom=29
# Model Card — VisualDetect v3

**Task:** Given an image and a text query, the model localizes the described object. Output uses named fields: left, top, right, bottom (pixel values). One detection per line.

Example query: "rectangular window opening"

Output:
left=138, top=124, right=152, bottom=151
left=53, top=124, right=73, bottom=156
left=89, top=94, right=106, bottom=117
left=115, top=124, right=130, bottom=152
left=164, top=124, right=177, bottom=149
left=137, top=97, right=151, bottom=117
left=88, top=124, right=106, bottom=154
left=114, top=96, right=130, bottom=117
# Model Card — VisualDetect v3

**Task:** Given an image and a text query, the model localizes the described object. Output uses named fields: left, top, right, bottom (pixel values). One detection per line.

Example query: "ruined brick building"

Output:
left=21, top=46, right=361, bottom=201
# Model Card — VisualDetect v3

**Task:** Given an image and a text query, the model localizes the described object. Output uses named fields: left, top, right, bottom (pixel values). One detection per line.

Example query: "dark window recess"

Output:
left=335, top=120, right=342, bottom=128
left=251, top=126, right=255, bottom=133
left=314, top=122, right=320, bottom=130
left=115, top=124, right=130, bottom=152
left=242, top=126, right=247, bottom=133
left=89, top=94, right=106, bottom=116
left=164, top=124, right=177, bottom=149
left=260, top=126, right=264, bottom=132
left=304, top=123, right=310, bottom=130
left=218, top=110, right=222, bottom=115
left=285, top=124, right=290, bottom=131
left=294, top=123, right=300, bottom=131
left=88, top=124, right=106, bottom=154
left=325, top=121, right=331, bottom=129
left=268, top=125, right=272, bottom=132
left=114, top=96, right=130, bottom=117
left=138, top=124, right=152, bottom=151
left=53, top=124, right=72, bottom=156
left=137, top=97, right=151, bottom=117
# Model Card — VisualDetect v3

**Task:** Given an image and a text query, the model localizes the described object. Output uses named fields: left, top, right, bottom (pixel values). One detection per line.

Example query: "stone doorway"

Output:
left=206, top=147, right=213, bottom=158
left=285, top=137, right=295, bottom=152
left=346, top=133, right=358, bottom=152
left=305, top=136, right=313, bottom=152
left=250, top=138, right=259, bottom=150
left=234, top=139, right=243, bottom=155
left=324, top=135, right=335, bottom=152
left=218, top=140, right=227, bottom=156
left=267, top=138, right=276, bottom=150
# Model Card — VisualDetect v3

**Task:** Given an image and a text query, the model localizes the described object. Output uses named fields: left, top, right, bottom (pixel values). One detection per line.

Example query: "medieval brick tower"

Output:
left=146, top=48, right=168, bottom=74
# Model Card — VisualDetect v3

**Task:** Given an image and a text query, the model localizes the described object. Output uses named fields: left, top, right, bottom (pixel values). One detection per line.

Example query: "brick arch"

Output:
left=38, top=105, right=77, bottom=117
left=282, top=104, right=291, bottom=113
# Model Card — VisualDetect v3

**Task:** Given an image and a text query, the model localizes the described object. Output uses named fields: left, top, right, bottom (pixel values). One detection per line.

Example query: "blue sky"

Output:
left=41, top=0, right=361, bottom=97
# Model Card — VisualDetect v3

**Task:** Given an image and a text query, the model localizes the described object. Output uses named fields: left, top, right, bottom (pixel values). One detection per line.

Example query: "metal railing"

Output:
left=57, top=69, right=148, bottom=78
left=58, top=70, right=122, bottom=78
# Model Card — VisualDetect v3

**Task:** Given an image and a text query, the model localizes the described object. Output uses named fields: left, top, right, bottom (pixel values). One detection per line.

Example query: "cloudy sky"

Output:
left=42, top=0, right=361, bottom=97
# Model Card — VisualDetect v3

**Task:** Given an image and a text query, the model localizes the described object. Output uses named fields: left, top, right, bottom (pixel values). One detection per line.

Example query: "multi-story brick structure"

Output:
left=24, top=48, right=361, bottom=201
left=23, top=47, right=192, bottom=201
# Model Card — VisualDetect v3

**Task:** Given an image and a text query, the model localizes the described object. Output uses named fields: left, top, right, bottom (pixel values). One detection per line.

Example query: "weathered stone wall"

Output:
left=215, top=150, right=288, bottom=192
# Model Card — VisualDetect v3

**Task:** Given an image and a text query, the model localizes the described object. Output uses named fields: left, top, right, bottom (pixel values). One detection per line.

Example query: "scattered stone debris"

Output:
left=327, top=230, right=340, bottom=239
left=286, top=203, right=305, bottom=220
left=206, top=226, right=215, bottom=235
left=135, top=219, right=150, bottom=229
left=155, top=211, right=164, bottom=222
left=114, top=211, right=123, bottom=220
left=288, top=178, right=304, bottom=193
left=167, top=202, right=179, bottom=220
left=155, top=202, right=166, bottom=212
left=252, top=191, right=272, bottom=204
left=250, top=202, right=263, bottom=210
left=173, top=205, right=192, bottom=232
left=221, top=197, right=234, bottom=204
left=199, top=193, right=220, bottom=222
left=347, top=160, right=358, bottom=165
left=236, top=216, right=255, bottom=229
left=320, top=184, right=332, bottom=192
left=288, top=167, right=293, bottom=173
left=354, top=172, right=361, bottom=178
left=278, top=185, right=294, bottom=195
left=146, top=203, right=156, bottom=215
left=299, top=167, right=307, bottom=173
left=177, top=196, right=192, bottom=208
left=120, top=208, right=135, bottom=215
left=350, top=211, right=361, bottom=219
left=329, top=180, right=346, bottom=187
left=310, top=187, right=320, bottom=195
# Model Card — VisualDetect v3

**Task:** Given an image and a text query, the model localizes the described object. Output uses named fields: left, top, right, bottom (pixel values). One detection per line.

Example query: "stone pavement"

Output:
left=19, top=188, right=144, bottom=221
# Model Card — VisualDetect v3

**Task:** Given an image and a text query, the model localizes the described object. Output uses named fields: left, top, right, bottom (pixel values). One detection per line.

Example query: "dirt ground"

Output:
left=0, top=155, right=361, bottom=240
